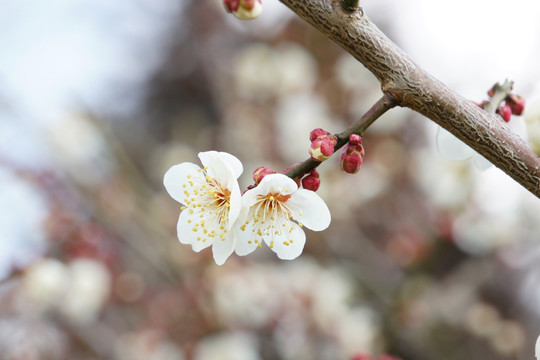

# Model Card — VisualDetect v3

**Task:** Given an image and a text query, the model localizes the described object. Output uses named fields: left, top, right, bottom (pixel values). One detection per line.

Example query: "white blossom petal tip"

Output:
left=164, top=151, right=243, bottom=265
left=235, top=173, right=331, bottom=260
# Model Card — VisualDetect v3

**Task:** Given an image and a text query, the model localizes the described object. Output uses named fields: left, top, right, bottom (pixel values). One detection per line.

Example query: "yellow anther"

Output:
left=283, top=241, right=290, bottom=246
left=181, top=206, right=186, bottom=210
left=192, top=227, right=198, bottom=232
left=269, top=196, right=275, bottom=201
left=187, top=220, right=192, bottom=224
left=299, top=212, right=303, bottom=216
left=241, top=225, right=246, bottom=231
left=182, top=184, right=186, bottom=188
left=258, top=243, right=262, bottom=248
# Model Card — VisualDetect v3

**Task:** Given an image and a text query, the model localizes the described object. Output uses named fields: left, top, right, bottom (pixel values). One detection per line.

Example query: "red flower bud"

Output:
left=506, top=93, right=525, bottom=116
left=497, top=104, right=512, bottom=122
left=340, top=134, right=365, bottom=174
left=309, top=128, right=331, bottom=142
left=223, top=0, right=240, bottom=12
left=309, top=136, right=337, bottom=161
left=253, top=166, right=275, bottom=184
left=301, top=174, right=320, bottom=191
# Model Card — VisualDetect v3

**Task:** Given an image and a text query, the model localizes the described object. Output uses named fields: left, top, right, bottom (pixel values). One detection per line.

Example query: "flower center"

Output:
left=181, top=170, right=233, bottom=243
left=240, top=191, right=296, bottom=248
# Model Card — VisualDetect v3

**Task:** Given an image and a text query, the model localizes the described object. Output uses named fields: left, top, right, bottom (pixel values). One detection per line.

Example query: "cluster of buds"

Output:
left=223, top=0, right=262, bottom=20
left=340, top=133, right=365, bottom=174
left=309, top=128, right=337, bottom=162
left=481, top=84, right=526, bottom=122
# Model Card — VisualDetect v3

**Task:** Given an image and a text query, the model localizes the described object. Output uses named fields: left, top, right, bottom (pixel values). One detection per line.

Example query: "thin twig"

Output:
left=284, top=93, right=397, bottom=179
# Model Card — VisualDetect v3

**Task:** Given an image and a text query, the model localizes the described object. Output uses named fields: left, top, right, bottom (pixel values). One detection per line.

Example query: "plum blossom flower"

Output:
left=235, top=173, right=330, bottom=260
left=164, top=151, right=243, bottom=265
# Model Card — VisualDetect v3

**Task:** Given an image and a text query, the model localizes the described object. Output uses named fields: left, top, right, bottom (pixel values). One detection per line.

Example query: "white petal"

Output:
left=473, top=154, right=492, bottom=171
left=212, top=231, right=236, bottom=265
left=258, top=173, right=298, bottom=195
left=177, top=210, right=212, bottom=252
left=227, top=185, right=242, bottom=230
left=234, top=221, right=259, bottom=256
left=268, top=223, right=306, bottom=260
left=436, top=127, right=474, bottom=160
left=287, top=189, right=331, bottom=231
left=163, top=163, right=202, bottom=204
left=219, top=151, right=243, bottom=179
left=535, top=333, right=540, bottom=359
left=198, top=151, right=240, bottom=185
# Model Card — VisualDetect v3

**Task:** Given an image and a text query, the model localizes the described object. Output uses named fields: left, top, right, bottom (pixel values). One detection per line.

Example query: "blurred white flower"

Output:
left=192, top=332, right=261, bottom=360
left=233, top=42, right=317, bottom=100
left=412, top=148, right=473, bottom=210
left=524, top=97, right=540, bottom=155
left=60, top=258, right=111, bottom=325
left=334, top=307, right=379, bottom=357
left=46, top=113, right=114, bottom=185
left=536, top=333, right=540, bottom=359
left=164, top=151, right=243, bottom=265
left=436, top=115, right=528, bottom=170
left=436, top=127, right=492, bottom=170
left=235, top=173, right=331, bottom=260
left=114, top=329, right=185, bottom=360
left=19, top=258, right=70, bottom=313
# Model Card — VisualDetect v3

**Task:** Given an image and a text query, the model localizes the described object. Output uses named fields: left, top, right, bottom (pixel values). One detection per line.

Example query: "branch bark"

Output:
left=279, top=0, right=540, bottom=197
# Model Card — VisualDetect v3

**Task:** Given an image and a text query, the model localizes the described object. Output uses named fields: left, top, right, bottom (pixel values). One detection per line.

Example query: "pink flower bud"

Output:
left=348, top=133, right=362, bottom=145
left=340, top=135, right=365, bottom=174
left=497, top=104, right=512, bottom=122
left=352, top=355, right=372, bottom=360
left=309, top=128, right=331, bottom=142
left=301, top=174, right=320, bottom=191
left=506, top=93, right=525, bottom=116
left=229, top=0, right=262, bottom=20
left=223, top=0, right=240, bottom=12
left=253, top=166, right=275, bottom=184
left=309, top=137, right=336, bottom=161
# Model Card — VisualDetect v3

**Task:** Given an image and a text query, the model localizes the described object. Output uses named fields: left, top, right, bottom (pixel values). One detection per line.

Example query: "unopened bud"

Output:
left=301, top=174, right=320, bottom=191
left=309, top=128, right=331, bottom=142
left=506, top=94, right=525, bottom=116
left=253, top=166, right=275, bottom=184
left=223, top=0, right=240, bottom=12
left=340, top=134, right=365, bottom=174
left=227, top=0, right=262, bottom=20
left=497, top=104, right=512, bottom=122
left=309, top=136, right=336, bottom=161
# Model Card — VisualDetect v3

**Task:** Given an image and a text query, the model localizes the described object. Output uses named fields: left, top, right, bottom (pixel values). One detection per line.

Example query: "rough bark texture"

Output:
left=279, top=0, right=540, bottom=197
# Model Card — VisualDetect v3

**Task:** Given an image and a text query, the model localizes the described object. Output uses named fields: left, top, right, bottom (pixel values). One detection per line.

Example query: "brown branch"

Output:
left=284, top=93, right=397, bottom=179
left=279, top=0, right=540, bottom=197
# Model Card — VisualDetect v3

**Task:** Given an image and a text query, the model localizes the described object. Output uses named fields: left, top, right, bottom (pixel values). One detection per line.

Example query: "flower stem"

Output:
left=283, top=93, right=397, bottom=179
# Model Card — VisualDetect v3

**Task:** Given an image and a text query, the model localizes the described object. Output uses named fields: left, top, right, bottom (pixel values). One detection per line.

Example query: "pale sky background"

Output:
left=1, top=0, right=540, bottom=278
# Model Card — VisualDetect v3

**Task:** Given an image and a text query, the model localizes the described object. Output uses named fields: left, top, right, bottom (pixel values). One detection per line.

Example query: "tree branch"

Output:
left=278, top=0, right=540, bottom=197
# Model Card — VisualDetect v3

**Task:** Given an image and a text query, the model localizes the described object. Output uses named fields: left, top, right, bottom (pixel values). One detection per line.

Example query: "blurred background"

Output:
left=1, top=0, right=540, bottom=359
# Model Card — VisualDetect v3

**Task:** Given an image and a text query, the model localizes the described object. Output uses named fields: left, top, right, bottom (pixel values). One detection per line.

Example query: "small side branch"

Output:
left=284, top=93, right=397, bottom=179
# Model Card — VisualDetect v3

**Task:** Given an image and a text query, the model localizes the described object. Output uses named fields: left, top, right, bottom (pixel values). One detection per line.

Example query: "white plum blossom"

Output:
left=235, top=173, right=331, bottom=260
left=436, top=127, right=492, bottom=170
left=164, top=151, right=243, bottom=265
left=536, top=333, right=540, bottom=359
